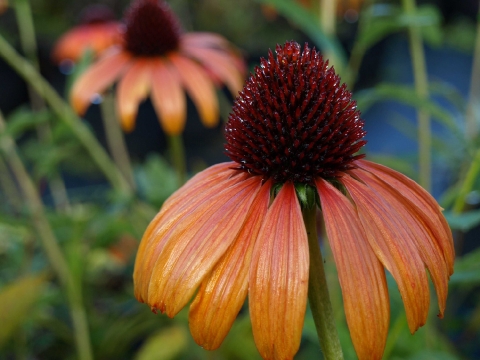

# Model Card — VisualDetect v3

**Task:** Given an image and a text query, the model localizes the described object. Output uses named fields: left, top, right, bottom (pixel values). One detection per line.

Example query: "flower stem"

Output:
left=100, top=90, right=136, bottom=190
left=0, top=110, right=93, bottom=360
left=167, top=134, right=187, bottom=185
left=453, top=147, right=480, bottom=213
left=14, top=0, right=71, bottom=211
left=0, top=34, right=132, bottom=195
left=465, top=4, right=480, bottom=139
left=0, top=155, right=23, bottom=212
left=303, top=206, right=344, bottom=360
left=402, top=0, right=431, bottom=191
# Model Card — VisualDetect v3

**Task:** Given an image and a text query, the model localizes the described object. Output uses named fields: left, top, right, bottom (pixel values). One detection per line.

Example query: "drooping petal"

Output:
left=249, top=182, right=309, bottom=360
left=150, top=59, right=186, bottom=135
left=168, top=53, right=219, bottom=128
left=134, top=163, right=241, bottom=302
left=116, top=58, right=153, bottom=132
left=352, top=167, right=450, bottom=317
left=189, top=180, right=272, bottom=350
left=317, top=179, right=389, bottom=360
left=181, top=32, right=230, bottom=49
left=182, top=45, right=244, bottom=97
left=147, top=176, right=262, bottom=317
left=342, top=175, right=430, bottom=333
left=356, top=159, right=454, bottom=275
left=70, top=48, right=131, bottom=115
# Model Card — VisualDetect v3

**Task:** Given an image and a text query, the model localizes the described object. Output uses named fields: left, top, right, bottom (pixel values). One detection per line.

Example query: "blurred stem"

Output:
left=453, top=147, right=480, bottom=213
left=402, top=0, right=431, bottom=191
left=320, top=0, right=341, bottom=72
left=14, top=0, right=70, bottom=211
left=303, top=206, right=344, bottom=360
left=100, top=90, right=136, bottom=190
left=167, top=134, right=187, bottom=185
left=0, top=34, right=132, bottom=195
left=465, top=4, right=480, bottom=138
left=0, top=110, right=93, bottom=360
left=0, top=156, right=23, bottom=212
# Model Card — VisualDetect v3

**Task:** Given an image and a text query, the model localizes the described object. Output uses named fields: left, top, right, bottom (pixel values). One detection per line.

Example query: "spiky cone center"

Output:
left=123, top=0, right=182, bottom=57
left=225, top=41, right=367, bottom=185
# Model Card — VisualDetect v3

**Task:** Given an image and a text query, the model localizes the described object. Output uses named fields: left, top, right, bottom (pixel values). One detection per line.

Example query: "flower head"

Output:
left=133, top=41, right=454, bottom=360
left=70, top=0, right=245, bottom=134
left=52, top=5, right=123, bottom=64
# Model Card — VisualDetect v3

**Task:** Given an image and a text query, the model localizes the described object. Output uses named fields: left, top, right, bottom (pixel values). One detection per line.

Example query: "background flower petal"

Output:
left=168, top=53, right=219, bottom=128
left=249, top=182, right=309, bottom=360
left=116, top=58, right=153, bottom=132
left=70, top=49, right=131, bottom=115
left=189, top=180, right=272, bottom=350
left=356, top=160, right=455, bottom=275
left=151, top=59, right=186, bottom=135
left=342, top=175, right=430, bottom=333
left=147, top=176, right=261, bottom=317
left=317, top=178, right=390, bottom=360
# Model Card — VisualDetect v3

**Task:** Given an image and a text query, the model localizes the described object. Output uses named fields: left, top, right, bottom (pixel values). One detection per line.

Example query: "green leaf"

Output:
left=450, top=247, right=480, bottom=286
left=134, top=326, right=188, bottom=360
left=253, top=0, right=347, bottom=69
left=444, top=210, right=480, bottom=232
left=3, top=106, right=51, bottom=139
left=0, top=274, right=48, bottom=347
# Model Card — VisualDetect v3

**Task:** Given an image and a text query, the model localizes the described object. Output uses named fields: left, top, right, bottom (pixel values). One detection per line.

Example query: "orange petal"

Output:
left=342, top=175, right=430, bottom=333
left=133, top=163, right=240, bottom=302
left=168, top=53, right=219, bottom=128
left=70, top=48, right=131, bottom=115
left=146, top=175, right=262, bottom=317
left=317, top=179, right=389, bottom=360
left=181, top=32, right=230, bottom=49
left=189, top=180, right=272, bottom=350
left=352, top=167, right=450, bottom=317
left=249, top=182, right=309, bottom=360
left=356, top=159, right=454, bottom=275
left=116, top=58, right=153, bottom=132
left=150, top=59, right=186, bottom=135
left=182, top=45, right=244, bottom=97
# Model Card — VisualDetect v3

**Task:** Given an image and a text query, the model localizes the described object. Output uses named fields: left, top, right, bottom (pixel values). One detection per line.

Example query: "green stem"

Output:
left=14, top=0, right=71, bottom=211
left=303, top=206, right=344, bottom=360
left=0, top=110, right=93, bottom=360
left=0, top=34, right=132, bottom=195
left=100, top=90, right=136, bottom=190
left=402, top=0, right=431, bottom=191
left=167, top=134, right=187, bottom=185
left=453, top=147, right=480, bottom=213
left=320, top=0, right=342, bottom=73
left=465, top=4, right=480, bottom=138
left=0, top=155, right=23, bottom=212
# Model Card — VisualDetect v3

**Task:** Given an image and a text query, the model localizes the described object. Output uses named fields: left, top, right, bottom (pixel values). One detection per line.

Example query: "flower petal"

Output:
left=182, top=45, right=244, bottom=97
left=70, top=48, right=131, bottom=115
left=352, top=167, right=450, bottom=317
left=150, top=59, right=186, bottom=135
left=168, top=53, right=219, bottom=128
left=116, top=58, right=153, bottom=132
left=342, top=175, right=430, bottom=333
left=249, top=182, right=309, bottom=360
left=181, top=32, right=230, bottom=49
left=189, top=180, right=272, bottom=350
left=134, top=163, right=240, bottom=303
left=317, top=179, right=389, bottom=360
left=356, top=159, right=454, bottom=275
left=147, top=175, right=262, bottom=317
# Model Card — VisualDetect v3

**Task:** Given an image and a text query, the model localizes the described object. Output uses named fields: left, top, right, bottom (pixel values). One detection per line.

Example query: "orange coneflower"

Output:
left=70, top=0, right=245, bottom=134
left=133, top=41, right=454, bottom=360
left=52, top=5, right=123, bottom=64
left=0, top=0, right=7, bottom=14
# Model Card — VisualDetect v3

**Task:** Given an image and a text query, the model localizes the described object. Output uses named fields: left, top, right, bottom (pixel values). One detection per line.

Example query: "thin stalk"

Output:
left=465, top=3, right=480, bottom=138
left=0, top=155, right=23, bottom=212
left=303, top=206, right=344, bottom=360
left=0, top=34, right=132, bottom=195
left=402, top=0, right=431, bottom=191
left=453, top=147, right=480, bottom=213
left=14, top=0, right=70, bottom=211
left=320, top=0, right=341, bottom=72
left=167, top=134, right=187, bottom=185
left=0, top=110, right=93, bottom=360
left=100, top=91, right=136, bottom=190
